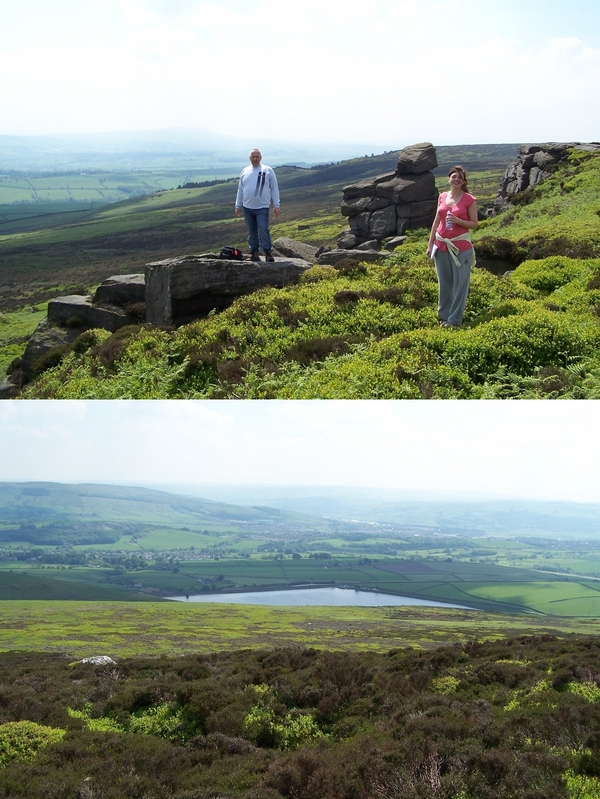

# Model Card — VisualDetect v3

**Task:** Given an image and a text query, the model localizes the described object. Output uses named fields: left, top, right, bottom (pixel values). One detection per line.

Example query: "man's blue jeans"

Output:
left=243, top=206, right=272, bottom=253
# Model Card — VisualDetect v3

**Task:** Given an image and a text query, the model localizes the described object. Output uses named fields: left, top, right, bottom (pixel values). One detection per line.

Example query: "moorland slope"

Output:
left=15, top=147, right=600, bottom=399
left=0, top=144, right=514, bottom=310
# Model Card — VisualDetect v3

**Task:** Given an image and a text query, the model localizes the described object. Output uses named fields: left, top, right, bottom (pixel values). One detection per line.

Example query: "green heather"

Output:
left=18, top=150, right=600, bottom=399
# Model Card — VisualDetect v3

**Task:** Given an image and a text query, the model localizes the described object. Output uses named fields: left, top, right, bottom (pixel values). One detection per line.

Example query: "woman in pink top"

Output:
left=426, top=166, right=478, bottom=327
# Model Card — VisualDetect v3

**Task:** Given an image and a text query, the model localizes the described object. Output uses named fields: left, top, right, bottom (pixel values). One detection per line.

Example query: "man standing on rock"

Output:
left=235, top=149, right=280, bottom=262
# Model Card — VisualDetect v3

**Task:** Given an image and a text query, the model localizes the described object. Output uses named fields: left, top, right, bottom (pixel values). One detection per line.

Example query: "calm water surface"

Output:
left=168, top=587, right=476, bottom=609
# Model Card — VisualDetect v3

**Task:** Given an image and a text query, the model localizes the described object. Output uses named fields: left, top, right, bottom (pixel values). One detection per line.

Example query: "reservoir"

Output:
left=168, top=586, right=476, bottom=609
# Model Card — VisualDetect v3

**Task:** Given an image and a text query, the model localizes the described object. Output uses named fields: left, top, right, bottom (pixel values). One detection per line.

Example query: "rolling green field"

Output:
left=0, top=170, right=239, bottom=222
left=3, top=482, right=600, bottom=616
left=3, top=553, right=600, bottom=616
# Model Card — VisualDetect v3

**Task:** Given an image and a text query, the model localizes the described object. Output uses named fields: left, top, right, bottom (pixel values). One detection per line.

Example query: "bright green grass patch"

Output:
left=71, top=529, right=233, bottom=552
left=0, top=303, right=47, bottom=374
left=270, top=213, right=347, bottom=245
left=1, top=601, right=600, bottom=657
left=462, top=580, right=600, bottom=615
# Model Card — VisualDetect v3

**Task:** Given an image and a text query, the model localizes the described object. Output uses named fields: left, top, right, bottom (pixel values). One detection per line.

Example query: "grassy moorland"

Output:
left=2, top=637, right=600, bottom=798
left=0, top=600, right=599, bottom=657
left=14, top=148, right=600, bottom=399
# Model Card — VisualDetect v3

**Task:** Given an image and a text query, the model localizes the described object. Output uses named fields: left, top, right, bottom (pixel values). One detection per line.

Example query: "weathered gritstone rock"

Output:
left=145, top=255, right=312, bottom=326
left=93, top=274, right=145, bottom=306
left=48, top=295, right=137, bottom=332
left=337, top=142, right=439, bottom=248
left=317, top=249, right=392, bottom=266
left=272, top=237, right=320, bottom=263
left=0, top=316, right=86, bottom=398
left=494, top=142, right=600, bottom=211
left=20, top=318, right=83, bottom=374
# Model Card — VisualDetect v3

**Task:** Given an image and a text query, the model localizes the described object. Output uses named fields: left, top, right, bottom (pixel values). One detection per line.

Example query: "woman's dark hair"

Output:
left=448, top=165, right=468, bottom=191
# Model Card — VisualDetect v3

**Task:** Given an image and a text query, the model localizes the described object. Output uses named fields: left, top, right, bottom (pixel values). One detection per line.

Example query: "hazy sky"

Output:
left=2, top=0, right=599, bottom=147
left=1, top=400, right=598, bottom=503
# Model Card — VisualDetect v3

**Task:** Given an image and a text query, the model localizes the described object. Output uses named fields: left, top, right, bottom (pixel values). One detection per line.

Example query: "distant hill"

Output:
left=3, top=481, right=600, bottom=543
left=0, top=481, right=329, bottom=547
left=152, top=485, right=600, bottom=539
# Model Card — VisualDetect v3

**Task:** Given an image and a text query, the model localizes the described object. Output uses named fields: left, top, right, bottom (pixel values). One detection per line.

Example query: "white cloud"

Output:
left=2, top=1, right=599, bottom=142
left=1, top=401, right=598, bottom=503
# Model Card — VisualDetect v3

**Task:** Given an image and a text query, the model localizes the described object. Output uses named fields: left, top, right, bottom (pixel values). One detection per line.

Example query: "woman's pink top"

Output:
left=435, top=191, right=476, bottom=251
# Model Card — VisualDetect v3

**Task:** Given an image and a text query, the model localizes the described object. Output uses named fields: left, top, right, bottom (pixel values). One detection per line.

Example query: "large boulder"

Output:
left=396, top=142, right=438, bottom=175
left=375, top=172, right=437, bottom=204
left=272, top=237, right=320, bottom=263
left=341, top=173, right=396, bottom=200
left=145, top=255, right=312, bottom=326
left=317, top=249, right=392, bottom=266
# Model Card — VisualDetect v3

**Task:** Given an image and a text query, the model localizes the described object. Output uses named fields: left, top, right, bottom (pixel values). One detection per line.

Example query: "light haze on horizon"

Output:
left=2, top=0, right=600, bottom=147
left=0, top=400, right=598, bottom=504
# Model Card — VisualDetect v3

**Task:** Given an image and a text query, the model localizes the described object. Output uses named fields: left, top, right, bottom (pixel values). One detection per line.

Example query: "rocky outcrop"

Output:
left=0, top=274, right=148, bottom=397
left=0, top=317, right=85, bottom=398
left=495, top=142, right=600, bottom=211
left=337, top=142, right=439, bottom=249
left=145, top=255, right=312, bottom=327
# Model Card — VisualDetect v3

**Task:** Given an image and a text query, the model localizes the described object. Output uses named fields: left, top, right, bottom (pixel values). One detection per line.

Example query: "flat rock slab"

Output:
left=145, top=255, right=311, bottom=326
left=93, top=274, right=145, bottom=306
left=317, top=249, right=392, bottom=266
left=48, top=295, right=137, bottom=332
